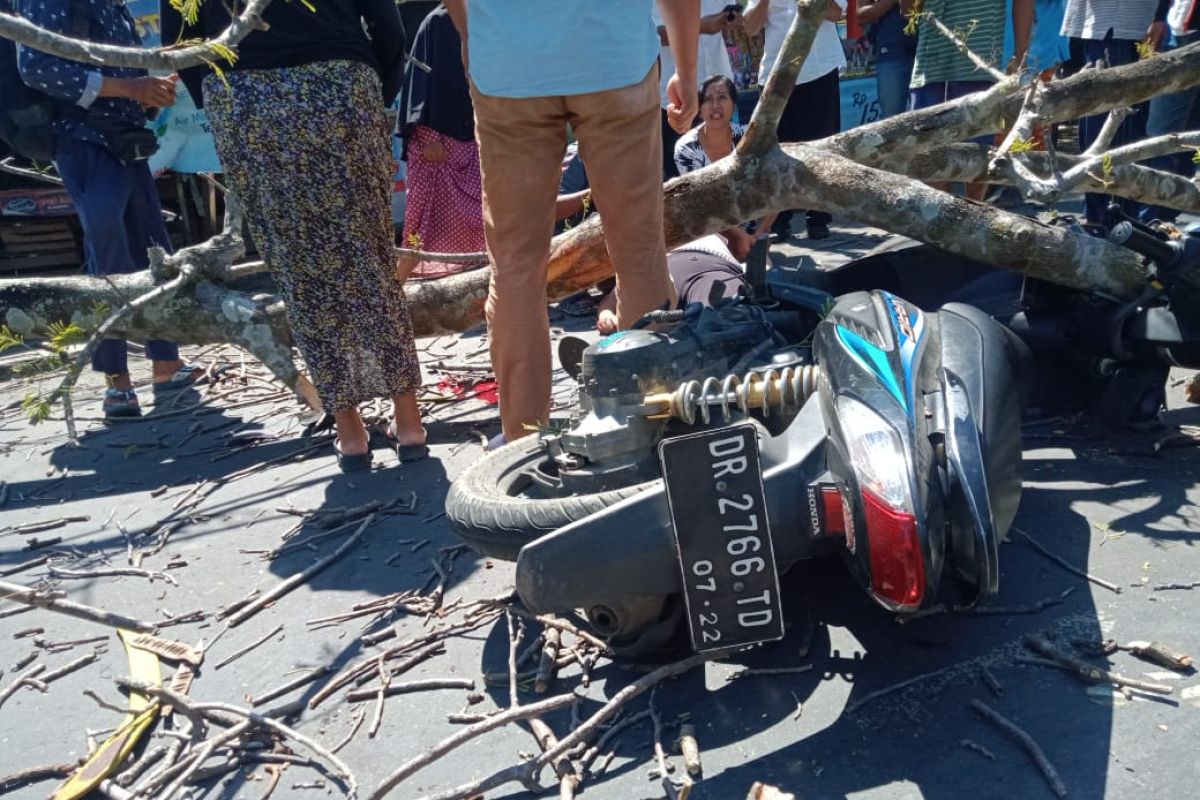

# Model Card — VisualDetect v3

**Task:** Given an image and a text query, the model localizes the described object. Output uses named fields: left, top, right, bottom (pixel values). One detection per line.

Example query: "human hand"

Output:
left=596, top=309, right=619, bottom=335
left=1146, top=20, right=1167, bottom=51
left=728, top=228, right=754, bottom=262
left=666, top=72, right=699, bottom=134
left=825, top=3, right=845, bottom=22
left=127, top=76, right=178, bottom=108
left=423, top=137, right=448, bottom=163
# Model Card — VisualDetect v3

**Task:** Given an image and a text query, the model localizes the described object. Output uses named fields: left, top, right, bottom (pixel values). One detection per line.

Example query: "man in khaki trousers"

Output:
left=445, top=0, right=700, bottom=444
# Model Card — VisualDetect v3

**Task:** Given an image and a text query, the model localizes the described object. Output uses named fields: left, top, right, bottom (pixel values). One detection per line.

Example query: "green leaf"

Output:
left=22, top=393, right=52, bottom=425
left=0, top=325, right=24, bottom=353
left=47, top=321, right=87, bottom=354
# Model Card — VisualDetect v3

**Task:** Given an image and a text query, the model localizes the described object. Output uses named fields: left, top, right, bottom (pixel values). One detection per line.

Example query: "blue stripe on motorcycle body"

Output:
left=881, top=291, right=925, bottom=415
left=835, top=325, right=907, bottom=410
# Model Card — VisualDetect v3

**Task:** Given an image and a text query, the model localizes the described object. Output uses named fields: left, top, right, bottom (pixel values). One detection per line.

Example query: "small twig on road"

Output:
left=0, top=663, right=46, bottom=708
left=970, top=699, right=1067, bottom=797
left=1023, top=634, right=1174, bottom=695
left=960, top=738, right=997, bottom=761
left=1011, top=528, right=1121, bottom=593
left=367, top=693, right=577, bottom=799
left=213, top=623, right=284, bottom=670
left=226, top=515, right=376, bottom=627
left=0, top=580, right=156, bottom=632
left=726, top=664, right=813, bottom=681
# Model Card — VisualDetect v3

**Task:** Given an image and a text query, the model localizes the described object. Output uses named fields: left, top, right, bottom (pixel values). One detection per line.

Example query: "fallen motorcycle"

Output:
left=446, top=215, right=1200, bottom=655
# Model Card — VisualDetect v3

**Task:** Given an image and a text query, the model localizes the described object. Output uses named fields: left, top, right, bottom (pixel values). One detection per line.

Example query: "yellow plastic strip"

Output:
left=53, top=629, right=162, bottom=800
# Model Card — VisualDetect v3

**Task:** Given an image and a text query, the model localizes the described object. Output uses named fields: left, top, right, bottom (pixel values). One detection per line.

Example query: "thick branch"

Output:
left=742, top=0, right=828, bottom=153
left=897, top=143, right=1200, bottom=213
left=0, top=0, right=271, bottom=70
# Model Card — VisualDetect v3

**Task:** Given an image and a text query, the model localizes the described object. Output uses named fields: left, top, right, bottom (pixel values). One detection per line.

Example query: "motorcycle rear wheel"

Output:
left=446, top=435, right=659, bottom=561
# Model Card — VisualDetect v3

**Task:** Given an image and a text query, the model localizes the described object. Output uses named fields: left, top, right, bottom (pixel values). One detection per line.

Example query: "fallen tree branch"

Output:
left=367, top=693, right=577, bottom=799
left=0, top=0, right=272, bottom=70
left=116, top=679, right=356, bottom=797
left=226, top=514, right=376, bottom=627
left=970, top=699, right=1067, bottom=798
left=1023, top=634, right=1175, bottom=695
left=1011, top=528, right=1122, bottom=593
left=406, top=653, right=711, bottom=800
left=213, top=623, right=284, bottom=670
left=0, top=579, right=157, bottom=632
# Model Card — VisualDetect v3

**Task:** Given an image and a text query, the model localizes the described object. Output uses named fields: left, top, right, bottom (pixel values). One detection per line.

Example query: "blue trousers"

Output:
left=875, top=55, right=914, bottom=120
left=1073, top=31, right=1146, bottom=224
left=55, top=136, right=178, bottom=375
left=1140, top=32, right=1200, bottom=223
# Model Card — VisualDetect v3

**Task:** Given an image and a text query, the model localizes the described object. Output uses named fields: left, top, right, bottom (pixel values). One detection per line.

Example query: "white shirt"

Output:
left=1059, top=0, right=1159, bottom=41
left=750, top=0, right=848, bottom=86
left=651, top=0, right=736, bottom=108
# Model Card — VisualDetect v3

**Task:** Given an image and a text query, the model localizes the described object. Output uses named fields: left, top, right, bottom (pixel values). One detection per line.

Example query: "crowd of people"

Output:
left=14, top=0, right=1191, bottom=465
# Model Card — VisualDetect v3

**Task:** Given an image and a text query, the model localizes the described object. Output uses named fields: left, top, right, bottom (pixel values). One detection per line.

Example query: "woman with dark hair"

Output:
left=161, top=0, right=427, bottom=471
left=673, top=75, right=774, bottom=261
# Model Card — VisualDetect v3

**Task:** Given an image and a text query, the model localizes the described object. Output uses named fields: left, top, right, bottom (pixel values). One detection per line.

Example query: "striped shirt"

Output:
left=909, top=0, right=1008, bottom=88
left=1060, top=0, right=1159, bottom=40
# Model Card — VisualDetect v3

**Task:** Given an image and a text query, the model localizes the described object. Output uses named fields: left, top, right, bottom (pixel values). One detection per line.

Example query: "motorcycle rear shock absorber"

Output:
left=641, top=365, right=822, bottom=424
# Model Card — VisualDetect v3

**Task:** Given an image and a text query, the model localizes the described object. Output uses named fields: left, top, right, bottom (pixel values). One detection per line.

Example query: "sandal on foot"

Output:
left=385, top=422, right=429, bottom=463
left=334, top=439, right=372, bottom=473
left=103, top=388, right=142, bottom=419
left=152, top=364, right=206, bottom=395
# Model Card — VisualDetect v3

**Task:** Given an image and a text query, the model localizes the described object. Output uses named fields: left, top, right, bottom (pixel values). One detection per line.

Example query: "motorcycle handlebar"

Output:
left=1108, top=221, right=1179, bottom=267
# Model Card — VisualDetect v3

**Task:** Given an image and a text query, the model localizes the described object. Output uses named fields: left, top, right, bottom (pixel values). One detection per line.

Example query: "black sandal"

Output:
left=334, top=439, right=372, bottom=473
left=385, top=422, right=429, bottom=463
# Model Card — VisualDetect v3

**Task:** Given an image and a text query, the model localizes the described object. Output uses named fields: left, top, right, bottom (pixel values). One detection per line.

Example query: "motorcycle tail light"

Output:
left=862, top=488, right=924, bottom=611
left=822, top=487, right=845, bottom=535
left=835, top=395, right=923, bottom=610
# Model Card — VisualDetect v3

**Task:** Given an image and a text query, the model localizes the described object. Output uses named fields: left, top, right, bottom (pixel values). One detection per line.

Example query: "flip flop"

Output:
left=152, top=364, right=206, bottom=395
left=333, top=439, right=372, bottom=473
left=385, top=422, right=430, bottom=463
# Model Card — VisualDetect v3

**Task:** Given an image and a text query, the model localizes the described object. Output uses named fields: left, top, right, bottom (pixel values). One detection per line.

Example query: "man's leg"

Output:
left=771, top=82, right=806, bottom=238
left=1077, top=33, right=1143, bottom=224
left=122, top=160, right=184, bottom=375
left=56, top=138, right=137, bottom=381
left=568, top=67, right=676, bottom=330
left=875, top=56, right=914, bottom=119
left=786, top=69, right=840, bottom=234
left=471, top=87, right=569, bottom=442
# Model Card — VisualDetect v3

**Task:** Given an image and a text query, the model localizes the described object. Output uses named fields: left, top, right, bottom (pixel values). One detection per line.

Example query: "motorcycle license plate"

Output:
left=659, top=424, right=785, bottom=653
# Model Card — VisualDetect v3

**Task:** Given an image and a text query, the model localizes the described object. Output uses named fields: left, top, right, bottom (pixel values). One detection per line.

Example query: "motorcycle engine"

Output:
left=545, top=304, right=780, bottom=492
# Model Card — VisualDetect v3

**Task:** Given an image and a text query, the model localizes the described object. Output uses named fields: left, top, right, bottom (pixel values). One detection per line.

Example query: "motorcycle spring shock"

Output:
left=645, top=365, right=822, bottom=425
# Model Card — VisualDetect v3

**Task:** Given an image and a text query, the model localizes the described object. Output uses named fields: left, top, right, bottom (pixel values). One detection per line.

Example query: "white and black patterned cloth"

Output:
left=673, top=121, right=747, bottom=176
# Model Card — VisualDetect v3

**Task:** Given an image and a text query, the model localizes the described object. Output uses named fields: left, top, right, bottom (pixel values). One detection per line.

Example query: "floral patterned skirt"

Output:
left=204, top=60, right=421, bottom=412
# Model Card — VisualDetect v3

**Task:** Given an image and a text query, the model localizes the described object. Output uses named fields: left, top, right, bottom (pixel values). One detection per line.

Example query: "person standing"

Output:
left=1140, top=0, right=1198, bottom=223
left=744, top=0, right=847, bottom=241
left=1060, top=0, right=1159, bottom=224
left=18, top=0, right=198, bottom=419
left=856, top=0, right=917, bottom=119
left=162, top=0, right=427, bottom=471
left=443, top=0, right=699, bottom=446
left=907, top=0, right=1032, bottom=202
left=653, top=0, right=741, bottom=179
left=397, top=5, right=485, bottom=282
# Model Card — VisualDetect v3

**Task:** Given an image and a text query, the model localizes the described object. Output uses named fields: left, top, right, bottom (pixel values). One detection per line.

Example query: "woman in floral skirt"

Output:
left=162, top=0, right=426, bottom=471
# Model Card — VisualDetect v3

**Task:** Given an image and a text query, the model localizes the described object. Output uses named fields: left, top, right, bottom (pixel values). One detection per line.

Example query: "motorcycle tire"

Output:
left=446, top=436, right=659, bottom=561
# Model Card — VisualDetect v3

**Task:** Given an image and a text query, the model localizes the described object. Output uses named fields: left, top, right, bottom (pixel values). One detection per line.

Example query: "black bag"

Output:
left=0, top=0, right=90, bottom=162
left=86, top=113, right=159, bottom=162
